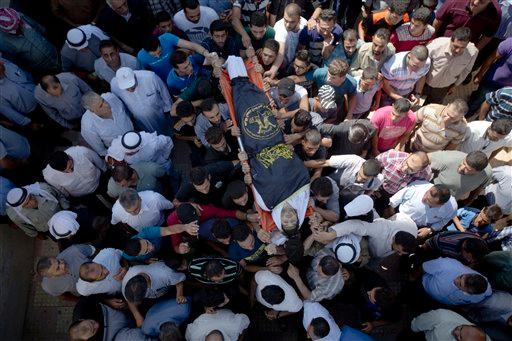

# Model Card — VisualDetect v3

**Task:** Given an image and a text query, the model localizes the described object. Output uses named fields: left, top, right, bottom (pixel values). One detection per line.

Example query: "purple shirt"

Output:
left=299, top=24, right=343, bottom=66
left=484, top=37, right=512, bottom=87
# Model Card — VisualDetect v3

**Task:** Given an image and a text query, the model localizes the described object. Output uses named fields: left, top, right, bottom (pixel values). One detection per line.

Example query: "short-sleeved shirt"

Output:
left=137, top=33, right=180, bottom=81
left=166, top=55, right=206, bottom=97
left=317, top=119, right=376, bottom=156
left=122, top=262, right=186, bottom=299
left=269, top=84, right=308, bottom=111
left=172, top=6, right=219, bottom=44
left=107, top=162, right=166, bottom=198
left=313, top=67, right=357, bottom=108
left=122, top=226, right=164, bottom=262
left=371, top=106, right=416, bottom=152
left=274, top=16, right=308, bottom=67
left=352, top=76, right=381, bottom=116
left=390, top=22, right=435, bottom=53
left=381, top=52, right=431, bottom=96
left=484, top=38, right=512, bottom=87
left=299, top=24, right=343, bottom=66
left=228, top=231, right=267, bottom=265
left=237, top=26, right=275, bottom=52
left=201, top=36, right=240, bottom=60
left=448, top=207, right=493, bottom=236
left=362, top=9, right=409, bottom=41
left=233, top=0, right=270, bottom=24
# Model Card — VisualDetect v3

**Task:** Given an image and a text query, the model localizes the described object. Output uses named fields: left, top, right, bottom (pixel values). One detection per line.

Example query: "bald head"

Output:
left=284, top=3, right=301, bottom=17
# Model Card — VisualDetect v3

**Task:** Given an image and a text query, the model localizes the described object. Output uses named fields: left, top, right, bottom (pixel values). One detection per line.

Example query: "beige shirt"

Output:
left=426, top=37, right=478, bottom=88
left=412, top=104, right=467, bottom=152
left=350, top=42, right=396, bottom=77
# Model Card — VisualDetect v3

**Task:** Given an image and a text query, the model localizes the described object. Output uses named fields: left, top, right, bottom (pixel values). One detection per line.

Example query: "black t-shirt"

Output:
left=204, top=135, right=240, bottom=164
left=293, top=144, right=327, bottom=161
left=317, top=119, right=376, bottom=156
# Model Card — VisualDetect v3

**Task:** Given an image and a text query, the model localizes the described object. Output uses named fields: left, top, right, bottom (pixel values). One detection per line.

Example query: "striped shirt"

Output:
left=485, top=86, right=512, bottom=121
left=412, top=104, right=467, bottom=152
left=381, top=51, right=431, bottom=96
left=424, top=231, right=486, bottom=263
left=390, top=23, right=435, bottom=53
left=306, top=249, right=345, bottom=301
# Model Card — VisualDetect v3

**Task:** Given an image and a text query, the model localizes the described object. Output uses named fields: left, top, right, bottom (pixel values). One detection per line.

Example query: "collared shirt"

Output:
left=413, top=104, right=467, bottom=152
left=94, top=52, right=140, bottom=83
left=111, top=190, right=172, bottom=231
left=122, top=261, right=185, bottom=299
left=390, top=22, right=435, bottom=53
left=422, top=257, right=492, bottom=305
left=411, top=309, right=480, bottom=341
left=327, top=154, right=383, bottom=195
left=303, top=302, right=341, bottom=341
left=0, top=57, right=36, bottom=126
left=459, top=120, right=512, bottom=156
left=194, top=102, right=231, bottom=146
left=485, top=86, right=512, bottom=121
left=34, top=72, right=92, bottom=128
left=485, top=165, right=512, bottom=214
left=376, top=149, right=431, bottom=195
left=111, top=70, right=173, bottom=136
left=42, top=244, right=95, bottom=297
left=350, top=41, right=395, bottom=77
left=172, top=6, right=219, bottom=44
left=0, top=125, right=31, bottom=159
left=306, top=249, right=345, bottom=301
left=185, top=310, right=250, bottom=341
left=255, top=270, right=303, bottom=312
left=424, top=231, right=485, bottom=263
left=42, top=146, right=106, bottom=197
left=141, top=299, right=191, bottom=337
left=371, top=106, right=416, bottom=152
left=81, top=92, right=134, bottom=156
left=352, top=76, right=381, bottom=116
left=107, top=162, right=165, bottom=199
left=381, top=51, right=431, bottom=96
left=390, top=181, right=457, bottom=230
left=426, top=37, right=478, bottom=88
left=76, top=248, right=123, bottom=296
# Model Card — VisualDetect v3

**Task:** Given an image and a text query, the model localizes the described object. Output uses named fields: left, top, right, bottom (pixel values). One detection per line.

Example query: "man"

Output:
left=111, top=67, right=173, bottom=136
left=411, top=309, right=489, bottom=341
left=286, top=50, right=317, bottom=97
left=228, top=223, right=272, bottom=272
left=408, top=99, right=468, bottom=153
left=434, top=0, right=501, bottom=50
left=423, top=231, right=490, bottom=266
left=37, top=244, right=95, bottom=297
left=424, top=27, right=478, bottom=104
left=141, top=298, right=191, bottom=338
left=232, top=0, right=270, bottom=47
left=266, top=3, right=307, bottom=78
left=381, top=45, right=431, bottom=106
left=177, top=165, right=231, bottom=205
left=359, top=0, right=410, bottom=41
left=429, top=150, right=492, bottom=200
left=302, top=302, right=342, bottom=340
left=173, top=0, right=219, bottom=44
left=43, top=146, right=106, bottom=197
left=478, top=86, right=512, bottom=121
left=167, top=50, right=210, bottom=100
left=185, top=309, right=250, bottom=340
left=294, top=130, right=327, bottom=180
left=111, top=188, right=173, bottom=232
left=0, top=125, right=31, bottom=172
left=76, top=248, right=125, bottom=296
left=318, top=119, right=377, bottom=157
left=34, top=72, right=92, bottom=129
left=390, top=7, right=435, bottom=53
left=376, top=150, right=431, bottom=195
left=309, top=85, right=338, bottom=122
left=351, top=28, right=396, bottom=77
left=96, top=0, right=153, bottom=53
left=0, top=58, right=37, bottom=126
left=80, top=91, right=134, bottom=156
left=310, top=177, right=340, bottom=223
left=422, top=257, right=492, bottom=305
left=255, top=270, right=303, bottom=320
left=459, top=119, right=512, bottom=156
left=122, top=225, right=177, bottom=263
left=6, top=183, right=68, bottom=237
left=152, top=10, right=187, bottom=37
left=237, top=12, right=275, bottom=57
left=201, top=20, right=240, bottom=60
left=195, top=98, right=232, bottom=146
left=269, top=77, right=309, bottom=117
left=108, top=162, right=166, bottom=199
left=390, top=181, right=457, bottom=238
left=204, top=126, right=239, bottom=164
left=298, top=9, right=342, bottom=66
left=94, top=40, right=140, bottom=83
left=60, top=25, right=109, bottom=74
left=486, top=165, right=512, bottom=216
left=326, top=29, right=361, bottom=68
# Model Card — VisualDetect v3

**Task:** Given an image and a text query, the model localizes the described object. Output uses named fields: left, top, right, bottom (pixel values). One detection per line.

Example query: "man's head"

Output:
left=206, top=330, right=224, bottom=341
left=249, top=12, right=267, bottom=40
left=474, top=205, right=502, bottom=226
left=450, top=27, right=471, bottom=56
left=327, top=59, right=349, bottom=87
left=183, top=0, right=201, bottom=23
left=176, top=100, right=197, bottom=126
left=6, top=187, right=38, bottom=210
left=316, top=9, right=336, bottom=39
left=422, top=184, right=451, bottom=207
left=41, top=75, right=63, bottom=97
left=176, top=203, right=200, bottom=224
left=198, top=288, right=229, bottom=312
left=277, top=77, right=296, bottom=105
left=318, top=255, right=340, bottom=277
left=190, top=167, right=211, bottom=194
left=409, top=7, right=431, bottom=36
left=452, top=325, right=487, bottom=341
left=301, top=129, right=322, bottom=157
left=454, top=273, right=489, bottom=295
left=69, top=319, right=100, bottom=340
left=99, top=40, right=121, bottom=70
left=201, top=98, right=222, bottom=124
left=392, top=231, right=417, bottom=256
left=205, top=126, right=228, bottom=152
left=281, top=202, right=299, bottom=234
left=124, top=238, right=155, bottom=257
left=311, top=177, right=333, bottom=204
left=82, top=91, right=113, bottom=118
left=142, top=36, right=161, bottom=58
left=400, top=151, right=430, bottom=174
left=348, top=123, right=370, bottom=145
left=406, top=45, right=429, bottom=72
left=112, top=164, right=138, bottom=188
left=487, top=119, right=512, bottom=141
left=283, top=3, right=302, bottom=32
left=119, top=188, right=142, bottom=215
left=125, top=274, right=149, bottom=304
left=116, top=67, right=137, bottom=91
left=36, top=257, right=68, bottom=277
left=203, top=259, right=225, bottom=283
left=307, top=317, right=330, bottom=340
left=107, top=0, right=129, bottom=16
left=357, top=159, right=382, bottom=183
left=372, top=28, right=390, bottom=58
left=171, top=50, right=194, bottom=77
left=231, top=223, right=254, bottom=250
left=159, top=322, right=183, bottom=341
left=261, top=39, right=279, bottom=66
left=360, top=67, right=379, bottom=91
left=386, top=0, right=408, bottom=25
left=155, top=11, right=174, bottom=34
left=391, top=98, right=411, bottom=122
left=293, top=50, right=311, bottom=76
left=79, top=261, right=110, bottom=282
left=442, top=99, right=468, bottom=123
left=458, top=151, right=488, bottom=175
left=210, top=20, right=228, bottom=48
left=49, top=151, right=73, bottom=173
left=261, top=284, right=285, bottom=305
left=342, top=29, right=358, bottom=57
left=291, top=109, right=312, bottom=132
left=211, top=219, right=232, bottom=245
left=225, top=180, right=249, bottom=207
left=469, top=0, right=492, bottom=15
left=461, top=238, right=490, bottom=265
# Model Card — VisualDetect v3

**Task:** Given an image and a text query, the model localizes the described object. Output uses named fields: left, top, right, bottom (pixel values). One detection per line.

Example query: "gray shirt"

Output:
left=327, top=154, right=383, bottom=195
left=0, top=125, right=31, bottom=159
left=94, top=53, right=141, bottom=83
left=107, top=162, right=166, bottom=198
left=194, top=103, right=231, bottom=147
left=41, top=244, right=95, bottom=296
left=61, top=35, right=102, bottom=73
left=486, top=166, right=512, bottom=215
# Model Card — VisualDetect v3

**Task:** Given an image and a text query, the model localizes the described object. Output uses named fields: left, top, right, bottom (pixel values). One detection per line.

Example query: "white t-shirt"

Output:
left=122, top=262, right=185, bottom=299
left=255, top=270, right=303, bottom=312
left=302, top=301, right=341, bottom=341
left=173, top=6, right=219, bottom=44
left=274, top=17, right=307, bottom=67
left=185, top=309, right=250, bottom=341
left=76, top=248, right=123, bottom=296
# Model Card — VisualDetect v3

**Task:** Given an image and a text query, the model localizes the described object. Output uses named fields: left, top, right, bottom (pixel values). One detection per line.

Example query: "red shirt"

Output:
left=167, top=204, right=237, bottom=248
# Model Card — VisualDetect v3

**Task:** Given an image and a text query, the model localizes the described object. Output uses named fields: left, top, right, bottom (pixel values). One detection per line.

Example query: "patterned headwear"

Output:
left=0, top=8, right=22, bottom=34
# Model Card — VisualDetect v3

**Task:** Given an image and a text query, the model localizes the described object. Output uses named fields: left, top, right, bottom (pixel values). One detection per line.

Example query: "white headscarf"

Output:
left=48, top=210, right=80, bottom=239
left=6, top=183, right=58, bottom=226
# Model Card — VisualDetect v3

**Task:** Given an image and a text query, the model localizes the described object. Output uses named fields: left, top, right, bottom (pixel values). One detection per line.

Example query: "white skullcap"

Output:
left=48, top=211, right=80, bottom=239
left=121, top=131, right=142, bottom=150
left=116, top=67, right=136, bottom=89
left=332, top=234, right=361, bottom=264
left=6, top=187, right=28, bottom=207
left=344, top=194, right=374, bottom=217
left=66, top=28, right=88, bottom=50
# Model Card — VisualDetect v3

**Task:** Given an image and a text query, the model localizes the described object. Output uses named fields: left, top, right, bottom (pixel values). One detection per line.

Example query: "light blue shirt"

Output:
left=422, top=257, right=492, bottom=305
left=141, top=298, right=191, bottom=337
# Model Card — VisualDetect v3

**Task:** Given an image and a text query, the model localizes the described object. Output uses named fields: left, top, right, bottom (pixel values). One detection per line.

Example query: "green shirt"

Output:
left=107, top=162, right=166, bottom=198
left=237, top=26, right=275, bottom=53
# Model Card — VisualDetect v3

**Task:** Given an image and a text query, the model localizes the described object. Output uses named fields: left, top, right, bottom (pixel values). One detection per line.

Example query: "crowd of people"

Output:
left=1, top=0, right=512, bottom=340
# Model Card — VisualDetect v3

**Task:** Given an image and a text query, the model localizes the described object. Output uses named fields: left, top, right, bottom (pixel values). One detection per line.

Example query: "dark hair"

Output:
left=482, top=205, right=503, bottom=221
left=200, top=98, right=216, bottom=113
left=311, top=177, right=333, bottom=197
left=36, top=257, right=53, bottom=276
left=490, top=119, right=512, bottom=135
left=205, top=126, right=224, bottom=145
left=293, top=109, right=312, bottom=128
left=263, top=39, right=279, bottom=53
left=389, top=0, right=408, bottom=15
left=451, top=27, right=472, bottom=42
left=362, top=159, right=382, bottom=177
left=190, top=167, right=209, bottom=186
left=231, top=223, right=251, bottom=242
left=319, top=9, right=336, bottom=22
left=412, top=7, right=431, bottom=24
left=261, top=285, right=285, bottom=305
left=197, top=287, right=226, bottom=308
left=112, top=164, right=134, bottom=183
left=124, top=239, right=142, bottom=256
left=311, top=317, right=330, bottom=338
left=362, top=66, right=379, bottom=81
left=430, top=184, right=451, bottom=205
left=374, top=287, right=397, bottom=309
left=463, top=274, right=488, bottom=294
left=155, top=11, right=172, bottom=24
left=466, top=151, right=488, bottom=171
left=99, top=39, right=118, bottom=51
left=319, top=255, right=340, bottom=276
left=182, top=0, right=199, bottom=10
left=79, top=262, right=97, bottom=282
left=203, top=259, right=224, bottom=279
left=284, top=234, right=304, bottom=264
left=211, top=219, right=232, bottom=240
left=197, top=79, right=213, bottom=98
left=461, top=238, right=489, bottom=262
left=304, top=129, right=321, bottom=145
left=49, top=151, right=70, bottom=171
left=343, top=29, right=358, bottom=41
left=393, top=98, right=411, bottom=113
left=125, top=275, right=148, bottom=304
left=176, top=100, right=196, bottom=118
left=250, top=11, right=266, bottom=27
left=142, top=35, right=160, bottom=52
left=374, top=27, right=391, bottom=41
left=348, top=123, right=369, bottom=144
left=225, top=180, right=247, bottom=200
left=41, top=75, right=60, bottom=91
left=159, top=322, right=183, bottom=341
left=394, top=231, right=417, bottom=254
left=295, top=50, right=311, bottom=64
left=210, top=19, right=228, bottom=34
left=423, top=0, right=438, bottom=9
left=171, top=50, right=189, bottom=68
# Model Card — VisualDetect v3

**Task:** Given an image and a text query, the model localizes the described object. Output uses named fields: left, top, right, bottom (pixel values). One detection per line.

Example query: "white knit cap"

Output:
left=48, top=211, right=80, bottom=239
left=66, top=28, right=88, bottom=50
left=116, top=67, right=136, bottom=89
left=344, top=194, right=374, bottom=217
